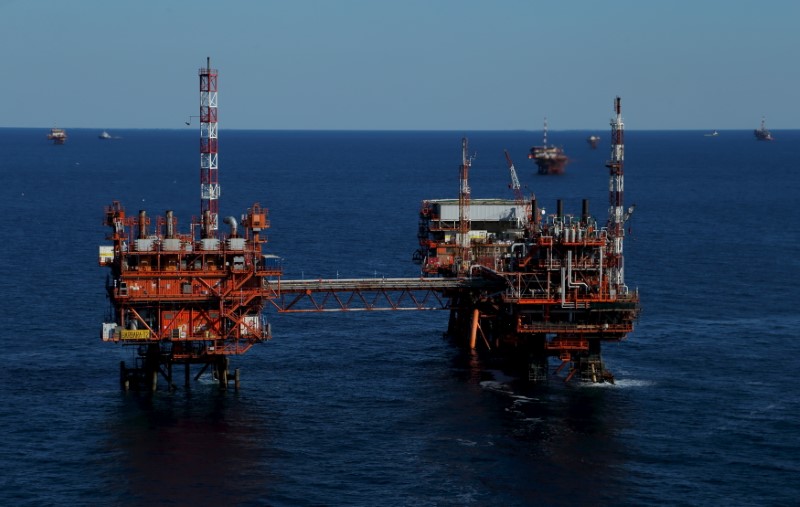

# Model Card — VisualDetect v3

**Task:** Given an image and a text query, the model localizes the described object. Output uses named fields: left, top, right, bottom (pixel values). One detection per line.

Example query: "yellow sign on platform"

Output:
left=98, top=246, right=114, bottom=264
left=120, top=329, right=150, bottom=340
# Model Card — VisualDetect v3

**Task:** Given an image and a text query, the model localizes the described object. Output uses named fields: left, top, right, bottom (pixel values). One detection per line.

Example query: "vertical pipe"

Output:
left=203, top=210, right=212, bottom=239
left=469, top=308, right=480, bottom=349
left=582, top=199, right=590, bottom=224
left=166, top=210, right=174, bottom=238
left=234, top=368, right=240, bottom=392
left=138, top=210, right=147, bottom=239
left=567, top=250, right=572, bottom=286
left=556, top=199, right=563, bottom=219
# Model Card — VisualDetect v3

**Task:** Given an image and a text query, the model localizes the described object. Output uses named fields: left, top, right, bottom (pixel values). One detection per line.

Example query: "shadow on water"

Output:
left=441, top=349, right=635, bottom=506
left=103, top=386, right=279, bottom=506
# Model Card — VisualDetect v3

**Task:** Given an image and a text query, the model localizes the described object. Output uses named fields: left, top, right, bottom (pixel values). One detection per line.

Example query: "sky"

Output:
left=2, top=0, right=799, bottom=131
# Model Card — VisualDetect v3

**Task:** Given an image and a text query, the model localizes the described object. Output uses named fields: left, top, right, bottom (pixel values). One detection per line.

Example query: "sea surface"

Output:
left=0, top=128, right=798, bottom=506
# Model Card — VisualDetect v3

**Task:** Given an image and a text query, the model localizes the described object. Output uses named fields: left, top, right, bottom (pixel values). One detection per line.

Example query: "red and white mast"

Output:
left=542, top=117, right=549, bottom=147
left=199, top=57, right=219, bottom=236
left=458, top=138, right=472, bottom=274
left=606, top=96, right=627, bottom=296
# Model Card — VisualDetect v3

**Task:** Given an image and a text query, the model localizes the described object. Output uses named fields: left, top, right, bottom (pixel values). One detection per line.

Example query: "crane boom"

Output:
left=504, top=149, right=525, bottom=205
left=503, top=149, right=533, bottom=229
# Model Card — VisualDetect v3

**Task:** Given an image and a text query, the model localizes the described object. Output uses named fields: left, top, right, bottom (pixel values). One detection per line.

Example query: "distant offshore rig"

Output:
left=528, top=117, right=568, bottom=175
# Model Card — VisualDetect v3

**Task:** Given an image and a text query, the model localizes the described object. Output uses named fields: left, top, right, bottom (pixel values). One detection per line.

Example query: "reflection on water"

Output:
left=105, top=387, right=278, bottom=506
left=438, top=349, right=636, bottom=505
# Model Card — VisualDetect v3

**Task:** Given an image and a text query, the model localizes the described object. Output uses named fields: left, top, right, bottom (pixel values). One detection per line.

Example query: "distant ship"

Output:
left=754, top=117, right=773, bottom=141
left=47, top=127, right=67, bottom=145
left=99, top=130, right=112, bottom=140
left=528, top=118, right=568, bottom=175
left=704, top=130, right=719, bottom=137
left=586, top=135, right=600, bottom=149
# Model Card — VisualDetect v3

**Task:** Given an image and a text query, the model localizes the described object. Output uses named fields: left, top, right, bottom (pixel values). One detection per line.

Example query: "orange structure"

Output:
left=98, top=61, right=637, bottom=390
left=99, top=59, right=282, bottom=391
left=414, top=98, right=639, bottom=382
left=100, top=202, right=282, bottom=390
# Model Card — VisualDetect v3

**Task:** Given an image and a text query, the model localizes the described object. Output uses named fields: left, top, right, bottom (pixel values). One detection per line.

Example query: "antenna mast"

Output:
left=543, top=117, right=549, bottom=147
left=458, top=138, right=472, bottom=274
left=606, top=96, right=627, bottom=296
left=199, top=57, right=220, bottom=236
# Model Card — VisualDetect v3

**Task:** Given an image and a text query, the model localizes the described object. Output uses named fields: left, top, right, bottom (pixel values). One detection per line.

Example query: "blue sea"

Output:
left=0, top=127, right=798, bottom=506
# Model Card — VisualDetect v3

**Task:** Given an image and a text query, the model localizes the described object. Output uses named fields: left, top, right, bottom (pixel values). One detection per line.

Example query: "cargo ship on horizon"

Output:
left=754, top=116, right=773, bottom=141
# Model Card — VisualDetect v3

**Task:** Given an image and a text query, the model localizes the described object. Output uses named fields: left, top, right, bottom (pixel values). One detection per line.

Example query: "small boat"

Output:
left=47, top=127, right=67, bottom=145
left=704, top=130, right=719, bottom=137
left=99, top=130, right=112, bottom=140
left=586, top=135, right=600, bottom=149
left=754, top=117, right=773, bottom=141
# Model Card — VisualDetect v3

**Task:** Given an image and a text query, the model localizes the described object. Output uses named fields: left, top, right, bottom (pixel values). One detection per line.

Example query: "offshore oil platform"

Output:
left=528, top=117, right=568, bottom=175
left=415, top=99, right=639, bottom=382
left=98, top=60, right=639, bottom=391
left=47, top=127, right=67, bottom=145
left=99, top=59, right=283, bottom=391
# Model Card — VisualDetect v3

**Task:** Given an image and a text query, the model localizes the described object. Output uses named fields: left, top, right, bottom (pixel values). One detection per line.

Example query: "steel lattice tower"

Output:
left=199, top=57, right=219, bottom=235
left=457, top=138, right=472, bottom=274
left=606, top=96, right=626, bottom=295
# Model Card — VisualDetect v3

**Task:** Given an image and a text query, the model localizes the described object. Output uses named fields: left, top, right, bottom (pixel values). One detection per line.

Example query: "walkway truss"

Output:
left=264, top=278, right=472, bottom=313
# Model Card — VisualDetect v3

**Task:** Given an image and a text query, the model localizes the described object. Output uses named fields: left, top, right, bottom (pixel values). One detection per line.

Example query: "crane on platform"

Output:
left=503, top=149, right=532, bottom=228
left=503, top=149, right=524, bottom=205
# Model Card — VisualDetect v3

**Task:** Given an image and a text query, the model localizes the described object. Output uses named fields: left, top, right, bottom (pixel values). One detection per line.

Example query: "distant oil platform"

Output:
left=47, top=127, right=67, bottom=145
left=528, top=118, right=568, bottom=175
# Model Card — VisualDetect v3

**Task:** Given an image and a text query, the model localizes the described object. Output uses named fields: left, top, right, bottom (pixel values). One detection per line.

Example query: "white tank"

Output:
left=227, top=238, right=246, bottom=250
left=162, top=238, right=181, bottom=251
left=135, top=238, right=153, bottom=251
left=201, top=238, right=220, bottom=250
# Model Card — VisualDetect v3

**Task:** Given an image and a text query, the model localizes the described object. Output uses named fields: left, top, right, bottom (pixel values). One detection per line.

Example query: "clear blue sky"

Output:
left=2, top=0, right=798, bottom=130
